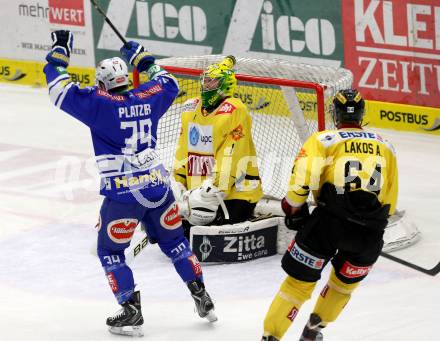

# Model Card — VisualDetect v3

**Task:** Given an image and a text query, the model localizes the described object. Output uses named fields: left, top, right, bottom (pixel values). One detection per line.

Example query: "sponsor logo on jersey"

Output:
left=107, top=219, right=138, bottom=244
left=187, top=152, right=215, bottom=176
left=230, top=124, right=244, bottom=141
left=160, top=203, right=182, bottom=229
left=135, top=84, right=163, bottom=99
left=288, top=240, right=325, bottom=270
left=96, top=89, right=125, bottom=101
left=189, top=126, right=200, bottom=146
left=340, top=261, right=372, bottom=279
left=188, top=123, right=213, bottom=153
left=106, top=272, right=119, bottom=293
left=188, top=255, right=202, bottom=277
left=216, top=102, right=236, bottom=115
left=287, top=306, right=299, bottom=322
left=113, top=169, right=167, bottom=189
left=181, top=98, right=200, bottom=112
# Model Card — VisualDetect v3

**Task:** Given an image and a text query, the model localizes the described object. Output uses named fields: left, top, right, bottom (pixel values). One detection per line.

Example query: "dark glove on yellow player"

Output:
left=283, top=201, right=310, bottom=231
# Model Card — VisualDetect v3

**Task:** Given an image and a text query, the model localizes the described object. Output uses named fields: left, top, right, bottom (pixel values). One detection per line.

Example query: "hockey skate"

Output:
left=187, top=280, right=218, bottom=323
left=299, top=313, right=324, bottom=341
left=261, top=335, right=279, bottom=341
left=106, top=291, right=144, bottom=337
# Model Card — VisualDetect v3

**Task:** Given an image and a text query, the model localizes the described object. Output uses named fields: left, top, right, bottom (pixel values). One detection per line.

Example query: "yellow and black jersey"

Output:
left=286, top=128, right=398, bottom=214
left=174, top=97, right=263, bottom=203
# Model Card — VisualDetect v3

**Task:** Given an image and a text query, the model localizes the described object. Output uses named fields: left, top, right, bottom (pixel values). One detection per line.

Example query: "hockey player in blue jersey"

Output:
left=44, top=30, right=216, bottom=336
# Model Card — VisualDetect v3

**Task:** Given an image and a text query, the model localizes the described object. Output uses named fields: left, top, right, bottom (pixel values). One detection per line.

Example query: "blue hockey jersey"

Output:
left=44, top=63, right=179, bottom=204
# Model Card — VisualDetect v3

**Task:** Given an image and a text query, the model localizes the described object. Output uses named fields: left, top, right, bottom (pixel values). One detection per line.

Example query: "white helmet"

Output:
left=95, top=57, right=129, bottom=92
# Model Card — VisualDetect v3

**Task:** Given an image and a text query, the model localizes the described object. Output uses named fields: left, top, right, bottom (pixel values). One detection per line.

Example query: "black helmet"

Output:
left=332, top=89, right=365, bottom=126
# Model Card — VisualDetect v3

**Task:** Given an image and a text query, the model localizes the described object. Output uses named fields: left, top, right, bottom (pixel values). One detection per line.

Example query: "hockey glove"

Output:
left=120, top=41, right=155, bottom=73
left=284, top=201, right=310, bottom=231
left=183, top=180, right=226, bottom=225
left=46, top=30, right=73, bottom=67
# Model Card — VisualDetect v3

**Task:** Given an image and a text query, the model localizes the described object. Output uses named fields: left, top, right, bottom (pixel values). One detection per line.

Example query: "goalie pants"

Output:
left=214, top=199, right=257, bottom=225
left=97, top=191, right=203, bottom=304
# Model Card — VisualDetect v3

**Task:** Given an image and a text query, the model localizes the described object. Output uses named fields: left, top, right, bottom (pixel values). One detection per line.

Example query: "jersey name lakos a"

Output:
left=286, top=128, right=398, bottom=214
left=174, top=97, right=263, bottom=203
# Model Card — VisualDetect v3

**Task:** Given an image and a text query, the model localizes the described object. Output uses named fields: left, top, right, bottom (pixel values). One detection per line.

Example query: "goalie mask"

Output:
left=95, top=57, right=129, bottom=93
left=332, top=89, right=365, bottom=127
left=201, top=55, right=237, bottom=112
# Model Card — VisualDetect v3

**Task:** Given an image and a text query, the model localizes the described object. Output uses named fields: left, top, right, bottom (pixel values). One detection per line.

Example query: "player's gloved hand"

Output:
left=282, top=200, right=310, bottom=231
left=120, top=41, right=155, bottom=72
left=46, top=30, right=73, bottom=67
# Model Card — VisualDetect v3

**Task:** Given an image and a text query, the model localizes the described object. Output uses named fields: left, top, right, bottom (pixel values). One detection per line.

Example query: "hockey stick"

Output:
left=89, top=0, right=128, bottom=45
left=380, top=252, right=440, bottom=276
left=125, top=229, right=149, bottom=265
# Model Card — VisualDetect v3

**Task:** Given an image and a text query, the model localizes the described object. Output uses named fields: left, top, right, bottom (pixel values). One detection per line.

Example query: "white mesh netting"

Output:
left=151, top=55, right=353, bottom=200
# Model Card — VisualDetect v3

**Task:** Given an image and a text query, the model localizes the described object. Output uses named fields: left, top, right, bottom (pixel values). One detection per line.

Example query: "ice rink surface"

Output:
left=0, top=84, right=439, bottom=341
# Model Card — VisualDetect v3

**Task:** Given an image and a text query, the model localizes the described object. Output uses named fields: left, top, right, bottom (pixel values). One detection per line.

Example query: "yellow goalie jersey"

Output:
left=286, top=128, right=398, bottom=215
left=174, top=97, right=263, bottom=203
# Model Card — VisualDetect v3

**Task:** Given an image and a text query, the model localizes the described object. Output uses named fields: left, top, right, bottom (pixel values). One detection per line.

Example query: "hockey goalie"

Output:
left=173, top=55, right=263, bottom=240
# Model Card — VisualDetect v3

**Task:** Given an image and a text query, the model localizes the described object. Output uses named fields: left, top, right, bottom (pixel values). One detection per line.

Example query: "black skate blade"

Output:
left=108, top=325, right=144, bottom=337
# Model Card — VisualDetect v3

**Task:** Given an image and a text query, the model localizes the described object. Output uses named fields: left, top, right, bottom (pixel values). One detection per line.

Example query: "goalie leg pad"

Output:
left=263, top=275, right=317, bottom=340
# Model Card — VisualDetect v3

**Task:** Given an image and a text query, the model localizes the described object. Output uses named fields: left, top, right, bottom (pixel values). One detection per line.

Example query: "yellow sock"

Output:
left=313, top=269, right=360, bottom=324
left=263, top=276, right=316, bottom=340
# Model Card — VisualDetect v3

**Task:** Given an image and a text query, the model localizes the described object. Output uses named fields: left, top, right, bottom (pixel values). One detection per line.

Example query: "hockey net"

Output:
left=135, top=55, right=352, bottom=201
left=133, top=56, right=419, bottom=253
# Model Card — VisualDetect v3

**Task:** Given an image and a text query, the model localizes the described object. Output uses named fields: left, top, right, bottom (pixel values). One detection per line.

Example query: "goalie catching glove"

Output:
left=181, top=180, right=227, bottom=226
left=281, top=199, right=310, bottom=231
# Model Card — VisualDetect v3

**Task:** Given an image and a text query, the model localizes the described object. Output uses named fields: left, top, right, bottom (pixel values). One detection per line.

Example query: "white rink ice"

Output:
left=0, top=84, right=439, bottom=341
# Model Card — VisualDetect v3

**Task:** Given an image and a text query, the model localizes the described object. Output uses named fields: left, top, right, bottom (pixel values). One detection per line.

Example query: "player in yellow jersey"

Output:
left=261, top=89, right=398, bottom=341
left=173, top=56, right=263, bottom=233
